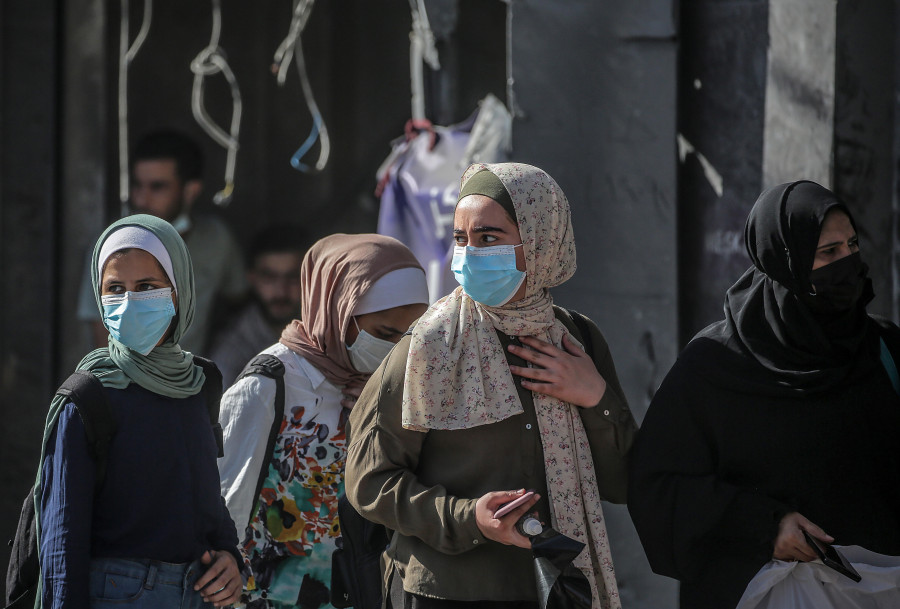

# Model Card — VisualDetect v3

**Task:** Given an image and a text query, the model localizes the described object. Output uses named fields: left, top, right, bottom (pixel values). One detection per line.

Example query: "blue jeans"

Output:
left=89, top=558, right=211, bottom=609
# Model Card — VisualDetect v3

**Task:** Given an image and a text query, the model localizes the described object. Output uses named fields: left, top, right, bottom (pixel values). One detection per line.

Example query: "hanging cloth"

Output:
left=376, top=94, right=511, bottom=302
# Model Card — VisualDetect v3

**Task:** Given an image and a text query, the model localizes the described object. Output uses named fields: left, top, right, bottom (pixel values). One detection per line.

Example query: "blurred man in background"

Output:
left=209, top=224, right=311, bottom=385
left=78, top=129, right=246, bottom=355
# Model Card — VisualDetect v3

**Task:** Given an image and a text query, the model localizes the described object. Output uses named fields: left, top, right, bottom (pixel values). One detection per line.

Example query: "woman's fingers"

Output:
left=196, top=550, right=242, bottom=606
left=507, top=363, right=551, bottom=382
left=561, top=333, right=590, bottom=357
left=773, top=512, right=833, bottom=561
left=340, top=383, right=365, bottom=409
left=507, top=334, right=606, bottom=407
left=475, top=489, right=540, bottom=549
left=518, top=335, right=563, bottom=355
left=803, top=520, right=835, bottom=544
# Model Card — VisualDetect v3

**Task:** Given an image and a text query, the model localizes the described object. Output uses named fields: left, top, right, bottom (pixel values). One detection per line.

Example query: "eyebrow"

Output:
left=816, top=235, right=857, bottom=250
left=104, top=275, right=166, bottom=285
left=453, top=225, right=509, bottom=234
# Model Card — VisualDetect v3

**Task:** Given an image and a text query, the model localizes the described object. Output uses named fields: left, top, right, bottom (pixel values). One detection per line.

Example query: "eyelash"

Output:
left=106, top=283, right=161, bottom=293
left=821, top=240, right=859, bottom=256
left=454, top=234, right=499, bottom=245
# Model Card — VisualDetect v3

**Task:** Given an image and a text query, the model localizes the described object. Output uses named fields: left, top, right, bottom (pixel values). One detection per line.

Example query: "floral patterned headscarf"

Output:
left=402, top=162, right=620, bottom=609
left=403, top=162, right=577, bottom=430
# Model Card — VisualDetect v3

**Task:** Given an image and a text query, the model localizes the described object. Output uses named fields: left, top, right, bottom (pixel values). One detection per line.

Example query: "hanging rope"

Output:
left=408, top=0, right=440, bottom=121
left=272, top=0, right=330, bottom=173
left=502, top=0, right=523, bottom=120
left=118, top=0, right=153, bottom=216
left=190, top=0, right=242, bottom=206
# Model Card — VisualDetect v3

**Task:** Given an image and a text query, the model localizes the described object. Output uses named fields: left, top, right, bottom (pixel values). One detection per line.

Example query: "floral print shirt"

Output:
left=219, top=343, right=348, bottom=608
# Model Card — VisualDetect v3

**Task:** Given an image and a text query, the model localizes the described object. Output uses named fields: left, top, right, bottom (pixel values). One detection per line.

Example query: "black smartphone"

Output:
left=802, top=530, right=861, bottom=582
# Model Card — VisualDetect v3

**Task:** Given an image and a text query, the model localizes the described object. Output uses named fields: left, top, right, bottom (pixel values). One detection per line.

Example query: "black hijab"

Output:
left=696, top=180, right=876, bottom=394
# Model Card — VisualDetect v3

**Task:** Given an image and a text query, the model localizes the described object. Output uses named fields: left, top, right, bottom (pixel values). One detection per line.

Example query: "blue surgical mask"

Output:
left=451, top=244, right=526, bottom=307
left=347, top=318, right=395, bottom=373
left=101, top=288, right=176, bottom=355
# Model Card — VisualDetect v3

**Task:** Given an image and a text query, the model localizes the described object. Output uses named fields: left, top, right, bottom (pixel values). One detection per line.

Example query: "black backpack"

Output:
left=234, top=353, right=287, bottom=509
left=4, top=357, right=224, bottom=609
left=328, top=307, right=596, bottom=609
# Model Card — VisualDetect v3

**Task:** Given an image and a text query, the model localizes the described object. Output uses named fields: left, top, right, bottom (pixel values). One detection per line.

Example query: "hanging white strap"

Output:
left=408, top=0, right=440, bottom=121
left=118, top=0, right=153, bottom=215
left=190, top=0, right=242, bottom=206
left=504, top=0, right=520, bottom=119
left=273, top=0, right=330, bottom=173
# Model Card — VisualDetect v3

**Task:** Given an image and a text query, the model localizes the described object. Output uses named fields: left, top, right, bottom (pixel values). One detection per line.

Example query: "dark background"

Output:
left=2, top=1, right=898, bottom=606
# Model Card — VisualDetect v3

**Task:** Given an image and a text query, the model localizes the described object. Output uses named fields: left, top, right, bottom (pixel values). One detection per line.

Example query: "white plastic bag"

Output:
left=737, top=546, right=900, bottom=609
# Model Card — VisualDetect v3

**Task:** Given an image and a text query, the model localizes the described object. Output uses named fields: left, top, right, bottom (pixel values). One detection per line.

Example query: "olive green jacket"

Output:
left=345, top=307, right=637, bottom=602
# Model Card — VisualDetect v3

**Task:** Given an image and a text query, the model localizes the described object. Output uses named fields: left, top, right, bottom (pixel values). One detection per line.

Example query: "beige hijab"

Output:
left=280, top=233, right=423, bottom=388
left=402, top=163, right=620, bottom=609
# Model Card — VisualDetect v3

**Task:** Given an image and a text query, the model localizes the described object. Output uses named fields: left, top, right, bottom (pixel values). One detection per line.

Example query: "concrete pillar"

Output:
left=832, top=0, right=896, bottom=320
left=59, top=0, right=109, bottom=375
left=762, top=0, right=837, bottom=189
left=511, top=1, right=679, bottom=606
left=0, top=0, right=60, bottom=575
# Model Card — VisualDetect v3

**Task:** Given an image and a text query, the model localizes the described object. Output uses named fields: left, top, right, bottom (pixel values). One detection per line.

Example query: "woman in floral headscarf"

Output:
left=345, top=163, right=638, bottom=609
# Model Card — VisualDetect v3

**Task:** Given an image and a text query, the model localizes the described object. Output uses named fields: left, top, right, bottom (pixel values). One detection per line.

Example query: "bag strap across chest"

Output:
left=237, top=353, right=287, bottom=507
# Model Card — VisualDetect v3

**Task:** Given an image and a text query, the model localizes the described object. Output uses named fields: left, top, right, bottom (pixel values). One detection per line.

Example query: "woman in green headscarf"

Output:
left=37, top=214, right=242, bottom=609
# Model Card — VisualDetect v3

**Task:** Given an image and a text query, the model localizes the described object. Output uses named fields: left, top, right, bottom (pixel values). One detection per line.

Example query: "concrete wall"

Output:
left=678, top=0, right=770, bottom=343
left=833, top=0, right=896, bottom=320
left=510, top=1, right=680, bottom=606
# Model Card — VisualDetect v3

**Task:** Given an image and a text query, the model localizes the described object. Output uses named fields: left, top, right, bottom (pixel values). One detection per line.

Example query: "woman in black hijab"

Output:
left=627, top=181, right=900, bottom=608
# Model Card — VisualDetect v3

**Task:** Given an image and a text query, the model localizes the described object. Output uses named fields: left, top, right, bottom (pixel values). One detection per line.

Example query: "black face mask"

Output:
left=805, top=252, right=868, bottom=314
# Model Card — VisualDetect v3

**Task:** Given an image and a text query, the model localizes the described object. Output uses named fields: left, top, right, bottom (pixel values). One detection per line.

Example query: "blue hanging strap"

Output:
left=290, top=114, right=322, bottom=172
left=879, top=337, right=900, bottom=396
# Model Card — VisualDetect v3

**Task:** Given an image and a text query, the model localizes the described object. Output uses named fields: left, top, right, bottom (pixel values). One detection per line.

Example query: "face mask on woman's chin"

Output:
left=803, top=252, right=869, bottom=315
left=347, top=321, right=395, bottom=374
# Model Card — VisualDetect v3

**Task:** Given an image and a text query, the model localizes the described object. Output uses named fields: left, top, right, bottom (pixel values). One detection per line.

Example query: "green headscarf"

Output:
left=34, top=214, right=206, bottom=556
left=80, top=213, right=205, bottom=396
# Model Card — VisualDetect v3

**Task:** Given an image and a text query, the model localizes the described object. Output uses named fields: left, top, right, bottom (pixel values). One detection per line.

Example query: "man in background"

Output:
left=78, top=129, right=246, bottom=354
left=209, top=224, right=311, bottom=386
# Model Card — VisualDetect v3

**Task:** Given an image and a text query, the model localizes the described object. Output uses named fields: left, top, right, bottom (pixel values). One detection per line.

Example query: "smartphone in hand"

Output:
left=802, top=530, right=861, bottom=582
left=493, top=491, right=535, bottom=519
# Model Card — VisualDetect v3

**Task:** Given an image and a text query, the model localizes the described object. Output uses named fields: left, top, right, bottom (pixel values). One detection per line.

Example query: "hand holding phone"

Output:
left=493, top=491, right=535, bottom=519
left=802, top=530, right=861, bottom=582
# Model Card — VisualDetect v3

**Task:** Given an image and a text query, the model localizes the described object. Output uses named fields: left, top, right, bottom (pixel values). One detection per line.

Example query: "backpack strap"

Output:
left=332, top=493, right=391, bottom=609
left=56, top=370, right=115, bottom=485
left=193, top=356, right=225, bottom=458
left=237, top=353, right=286, bottom=510
left=880, top=338, right=900, bottom=396
left=871, top=316, right=900, bottom=397
left=558, top=308, right=595, bottom=359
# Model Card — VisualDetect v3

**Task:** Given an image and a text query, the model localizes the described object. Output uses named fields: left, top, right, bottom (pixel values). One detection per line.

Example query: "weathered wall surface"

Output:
left=678, top=0, right=770, bottom=343
left=511, top=1, right=680, bottom=606
left=0, top=0, right=61, bottom=581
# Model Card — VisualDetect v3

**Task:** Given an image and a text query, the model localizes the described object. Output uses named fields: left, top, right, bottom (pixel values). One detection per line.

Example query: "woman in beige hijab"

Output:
left=218, top=234, right=429, bottom=609
left=346, top=163, right=638, bottom=609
